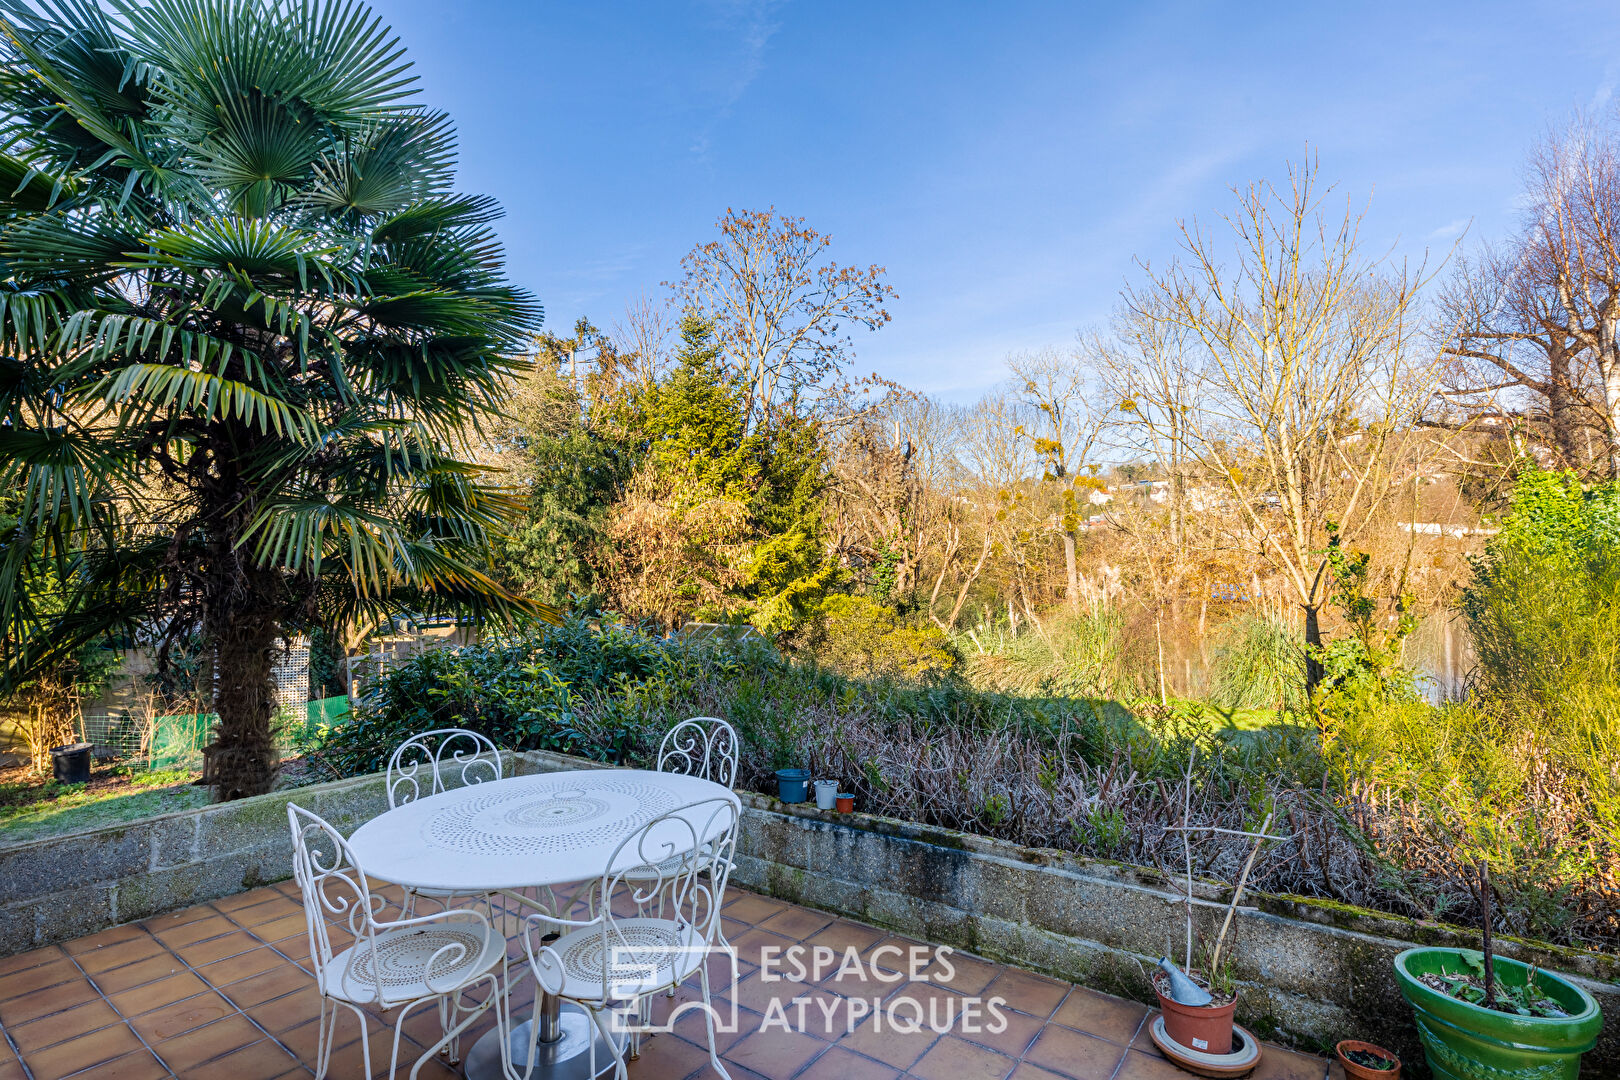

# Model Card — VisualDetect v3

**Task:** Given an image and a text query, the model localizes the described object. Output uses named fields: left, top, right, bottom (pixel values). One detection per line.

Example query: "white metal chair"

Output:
left=618, top=719, right=740, bottom=930
left=286, top=803, right=510, bottom=1080
left=386, top=728, right=503, bottom=916
left=512, top=797, right=740, bottom=1080
left=655, top=717, right=739, bottom=789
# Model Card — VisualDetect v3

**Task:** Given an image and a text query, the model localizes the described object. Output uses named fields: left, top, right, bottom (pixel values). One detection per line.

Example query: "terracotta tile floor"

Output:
left=0, top=881, right=1335, bottom=1080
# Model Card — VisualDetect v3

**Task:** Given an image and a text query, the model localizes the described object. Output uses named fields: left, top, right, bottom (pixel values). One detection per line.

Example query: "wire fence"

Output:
left=79, top=697, right=351, bottom=771
left=52, top=632, right=461, bottom=772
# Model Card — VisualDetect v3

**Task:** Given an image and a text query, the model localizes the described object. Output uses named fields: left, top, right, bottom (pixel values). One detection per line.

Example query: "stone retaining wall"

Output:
left=721, top=789, right=1620, bottom=1072
left=3, top=748, right=1614, bottom=1073
left=0, top=752, right=540, bottom=957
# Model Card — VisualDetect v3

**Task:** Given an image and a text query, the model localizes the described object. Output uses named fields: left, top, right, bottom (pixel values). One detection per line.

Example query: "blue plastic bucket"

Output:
left=775, top=768, right=811, bottom=803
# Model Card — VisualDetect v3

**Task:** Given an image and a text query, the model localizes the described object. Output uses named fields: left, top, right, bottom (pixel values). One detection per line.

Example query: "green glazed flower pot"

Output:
left=1393, top=948, right=1602, bottom=1080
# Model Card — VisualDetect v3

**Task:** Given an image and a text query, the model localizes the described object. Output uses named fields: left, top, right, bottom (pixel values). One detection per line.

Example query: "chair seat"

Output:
left=322, top=914, right=504, bottom=1005
left=618, top=850, right=719, bottom=882
left=545, top=918, right=708, bottom=1002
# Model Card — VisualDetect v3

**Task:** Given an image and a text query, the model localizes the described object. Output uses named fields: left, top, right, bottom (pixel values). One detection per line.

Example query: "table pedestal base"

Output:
left=463, top=1004, right=625, bottom=1080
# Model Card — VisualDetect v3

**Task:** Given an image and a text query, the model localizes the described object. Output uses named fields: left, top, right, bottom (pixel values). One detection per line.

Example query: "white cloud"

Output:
left=687, top=0, right=788, bottom=161
left=1427, top=217, right=1471, bottom=240
left=1592, top=62, right=1619, bottom=110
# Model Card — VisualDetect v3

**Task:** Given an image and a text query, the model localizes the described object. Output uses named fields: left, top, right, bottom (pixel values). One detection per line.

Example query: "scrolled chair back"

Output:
left=286, top=802, right=386, bottom=1000
left=386, top=727, right=502, bottom=809
left=527, top=796, right=740, bottom=1004
left=656, top=716, right=739, bottom=789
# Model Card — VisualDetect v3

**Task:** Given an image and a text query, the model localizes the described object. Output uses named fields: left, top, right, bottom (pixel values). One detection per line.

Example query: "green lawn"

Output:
left=1165, top=698, right=1310, bottom=736
left=0, top=769, right=209, bottom=843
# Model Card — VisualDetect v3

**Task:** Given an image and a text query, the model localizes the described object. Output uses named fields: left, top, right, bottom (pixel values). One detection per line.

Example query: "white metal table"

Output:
left=348, top=768, right=740, bottom=1080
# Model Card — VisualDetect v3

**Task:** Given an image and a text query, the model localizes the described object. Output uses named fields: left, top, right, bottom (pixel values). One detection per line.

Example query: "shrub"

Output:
left=1316, top=471, right=1620, bottom=946
left=801, top=596, right=959, bottom=682
left=1464, top=469, right=1620, bottom=741
left=965, top=606, right=1137, bottom=698
left=1207, top=612, right=1304, bottom=713
left=298, top=616, right=682, bottom=778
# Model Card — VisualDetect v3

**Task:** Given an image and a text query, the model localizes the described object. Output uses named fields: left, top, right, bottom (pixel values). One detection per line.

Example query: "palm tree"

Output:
left=0, top=0, right=548, bottom=798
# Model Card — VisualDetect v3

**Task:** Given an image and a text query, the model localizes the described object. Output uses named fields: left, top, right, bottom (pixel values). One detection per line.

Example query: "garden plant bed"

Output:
left=300, top=617, right=1620, bottom=952
left=0, top=763, right=207, bottom=843
left=0, top=754, right=330, bottom=845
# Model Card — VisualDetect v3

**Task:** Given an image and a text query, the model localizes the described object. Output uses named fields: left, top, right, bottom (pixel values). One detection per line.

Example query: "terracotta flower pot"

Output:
left=835, top=793, right=854, bottom=812
left=1154, top=979, right=1237, bottom=1055
left=1336, top=1039, right=1400, bottom=1080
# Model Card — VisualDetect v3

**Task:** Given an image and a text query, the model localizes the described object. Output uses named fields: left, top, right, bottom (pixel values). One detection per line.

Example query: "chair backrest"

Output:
left=656, top=717, right=739, bottom=789
left=535, top=796, right=739, bottom=1002
left=286, top=802, right=384, bottom=1001
left=386, top=728, right=502, bottom=808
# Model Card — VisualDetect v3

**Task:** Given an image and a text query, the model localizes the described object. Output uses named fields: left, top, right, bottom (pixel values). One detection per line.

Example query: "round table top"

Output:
left=347, top=769, right=740, bottom=892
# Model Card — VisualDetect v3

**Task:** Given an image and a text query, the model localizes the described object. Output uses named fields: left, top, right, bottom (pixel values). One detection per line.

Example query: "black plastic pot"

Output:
left=50, top=742, right=93, bottom=785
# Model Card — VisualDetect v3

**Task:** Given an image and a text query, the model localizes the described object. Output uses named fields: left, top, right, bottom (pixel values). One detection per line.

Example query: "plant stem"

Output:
left=1209, top=812, right=1272, bottom=977
left=1481, top=861, right=1496, bottom=1010
left=1182, top=749, right=1194, bottom=970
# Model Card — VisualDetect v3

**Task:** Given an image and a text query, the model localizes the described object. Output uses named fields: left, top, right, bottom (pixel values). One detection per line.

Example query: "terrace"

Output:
left=0, top=880, right=1333, bottom=1080
left=2, top=3, right=1617, bottom=1080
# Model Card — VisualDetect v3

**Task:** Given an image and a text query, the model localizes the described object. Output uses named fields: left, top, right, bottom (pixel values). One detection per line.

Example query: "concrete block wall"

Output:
left=0, top=753, right=540, bottom=957
left=2, top=748, right=1613, bottom=1072
left=722, top=792, right=1620, bottom=1071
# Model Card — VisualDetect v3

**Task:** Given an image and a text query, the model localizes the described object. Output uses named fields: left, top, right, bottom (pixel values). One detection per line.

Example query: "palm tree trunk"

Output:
left=205, top=591, right=282, bottom=801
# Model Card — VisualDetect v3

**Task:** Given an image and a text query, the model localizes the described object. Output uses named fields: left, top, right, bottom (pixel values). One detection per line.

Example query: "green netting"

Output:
left=304, top=695, right=351, bottom=729
left=145, top=711, right=212, bottom=770
left=136, top=696, right=351, bottom=771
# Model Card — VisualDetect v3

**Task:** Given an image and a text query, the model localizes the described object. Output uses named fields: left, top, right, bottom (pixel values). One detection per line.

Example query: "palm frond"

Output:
left=101, top=362, right=317, bottom=439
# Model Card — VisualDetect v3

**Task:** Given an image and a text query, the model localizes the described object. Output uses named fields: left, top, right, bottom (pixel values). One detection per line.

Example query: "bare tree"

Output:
left=1007, top=347, right=1108, bottom=610
left=611, top=290, right=676, bottom=383
left=671, top=207, right=897, bottom=427
left=1137, top=157, right=1443, bottom=691
left=951, top=392, right=1047, bottom=631
left=824, top=395, right=959, bottom=606
left=1096, top=297, right=1200, bottom=553
left=1518, top=117, right=1620, bottom=474
left=1436, top=243, right=1604, bottom=470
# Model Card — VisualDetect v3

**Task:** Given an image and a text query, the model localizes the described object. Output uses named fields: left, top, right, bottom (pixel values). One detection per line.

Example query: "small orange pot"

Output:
left=1154, top=980, right=1237, bottom=1055
left=1335, top=1040, right=1400, bottom=1080
left=835, top=793, right=854, bottom=813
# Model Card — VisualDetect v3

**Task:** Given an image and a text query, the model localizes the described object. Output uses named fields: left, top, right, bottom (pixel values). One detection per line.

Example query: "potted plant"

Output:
left=1152, top=952, right=1238, bottom=1054
left=1149, top=797, right=1277, bottom=1064
left=1335, top=1040, right=1400, bottom=1080
left=1393, top=863, right=1601, bottom=1080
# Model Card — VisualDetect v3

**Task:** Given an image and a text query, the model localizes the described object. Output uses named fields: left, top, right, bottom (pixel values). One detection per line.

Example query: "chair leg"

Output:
left=438, top=995, right=453, bottom=1060
left=337, top=1001, right=374, bottom=1080
left=400, top=975, right=499, bottom=1080
left=313, top=998, right=336, bottom=1080
left=587, top=1004, right=631, bottom=1080
left=698, top=963, right=733, bottom=1079
left=389, top=997, right=426, bottom=1080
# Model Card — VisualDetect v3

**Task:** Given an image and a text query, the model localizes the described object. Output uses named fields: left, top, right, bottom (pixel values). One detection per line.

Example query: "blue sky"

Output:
left=376, top=0, right=1620, bottom=400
